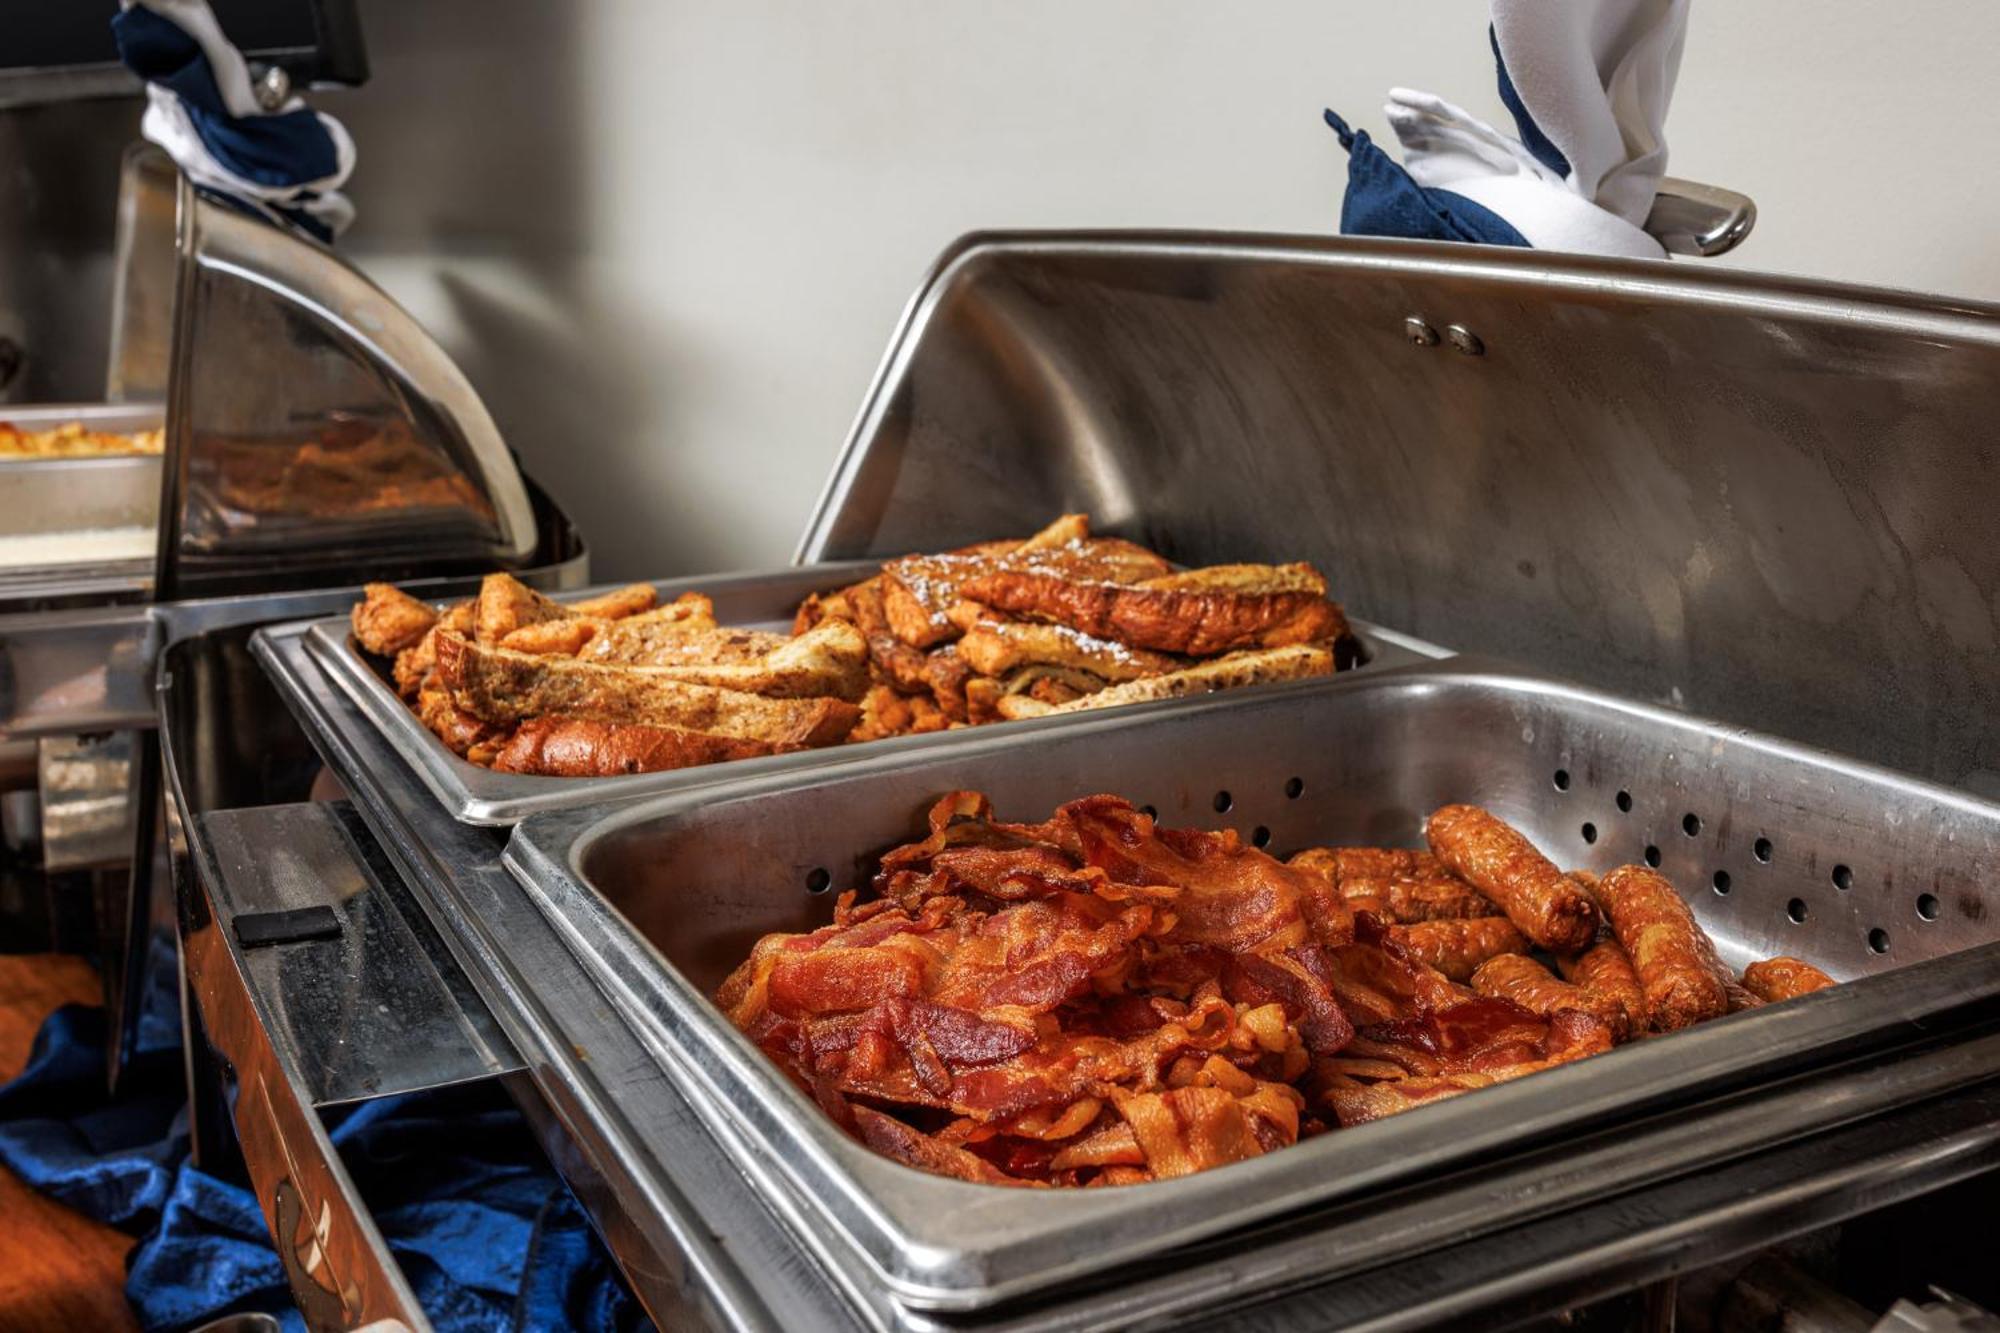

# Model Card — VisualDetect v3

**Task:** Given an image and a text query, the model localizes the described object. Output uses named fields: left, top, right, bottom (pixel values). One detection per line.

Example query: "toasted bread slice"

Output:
left=352, top=583, right=439, bottom=656
left=475, top=573, right=569, bottom=644
left=567, top=583, right=658, bottom=620
left=956, top=618, right=1183, bottom=682
left=1138, top=562, right=1328, bottom=596
left=586, top=622, right=787, bottom=669
left=1021, top=643, right=1333, bottom=715
left=491, top=716, right=798, bottom=776
left=959, top=563, right=1348, bottom=656
left=433, top=631, right=860, bottom=745
left=881, top=523, right=1171, bottom=649
left=1015, top=512, right=1091, bottom=551
left=622, top=619, right=868, bottom=701
left=500, top=619, right=602, bottom=656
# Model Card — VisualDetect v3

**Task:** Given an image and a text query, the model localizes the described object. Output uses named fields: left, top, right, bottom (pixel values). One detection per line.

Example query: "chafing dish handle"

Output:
left=1645, top=177, right=1757, bottom=257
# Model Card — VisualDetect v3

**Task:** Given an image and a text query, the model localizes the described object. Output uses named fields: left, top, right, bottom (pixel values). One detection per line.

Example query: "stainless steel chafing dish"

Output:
left=0, top=144, right=585, bottom=1070
left=202, top=232, right=2000, bottom=1331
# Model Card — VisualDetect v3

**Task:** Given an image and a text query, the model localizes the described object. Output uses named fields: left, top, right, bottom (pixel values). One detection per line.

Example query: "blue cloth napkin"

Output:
left=1327, top=2, right=1688, bottom=257
left=110, top=1, right=356, bottom=241
left=0, top=1000, right=652, bottom=1333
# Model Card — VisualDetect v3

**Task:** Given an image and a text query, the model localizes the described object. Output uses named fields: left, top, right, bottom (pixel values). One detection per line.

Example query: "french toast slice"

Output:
left=490, top=717, right=801, bottom=776
left=352, top=583, right=438, bottom=656
left=433, top=631, right=861, bottom=744
left=955, top=618, right=1184, bottom=683
left=585, top=622, right=788, bottom=669
left=993, top=643, right=1333, bottom=719
left=959, top=561, right=1348, bottom=656
left=878, top=515, right=1172, bottom=648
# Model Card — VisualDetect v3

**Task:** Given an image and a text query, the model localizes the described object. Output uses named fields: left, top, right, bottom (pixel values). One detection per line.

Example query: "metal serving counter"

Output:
left=242, top=624, right=2000, bottom=1332
left=192, top=231, right=2000, bottom=1330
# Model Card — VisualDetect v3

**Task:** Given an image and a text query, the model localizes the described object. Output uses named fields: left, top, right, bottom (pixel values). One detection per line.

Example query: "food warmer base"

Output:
left=238, top=622, right=2000, bottom=1331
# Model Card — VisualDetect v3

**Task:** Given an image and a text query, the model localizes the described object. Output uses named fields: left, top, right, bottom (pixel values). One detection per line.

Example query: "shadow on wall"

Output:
left=341, top=0, right=725, bottom=580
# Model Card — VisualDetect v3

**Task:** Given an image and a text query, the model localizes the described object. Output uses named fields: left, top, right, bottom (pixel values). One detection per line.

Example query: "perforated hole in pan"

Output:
left=1154, top=746, right=1962, bottom=981
left=1529, top=761, right=1956, bottom=977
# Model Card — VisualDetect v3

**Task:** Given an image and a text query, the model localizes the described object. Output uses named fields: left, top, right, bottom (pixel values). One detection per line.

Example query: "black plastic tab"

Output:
left=234, top=905, right=342, bottom=948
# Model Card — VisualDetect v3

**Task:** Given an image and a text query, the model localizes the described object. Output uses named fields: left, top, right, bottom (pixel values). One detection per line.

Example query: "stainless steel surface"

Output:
left=107, top=144, right=177, bottom=403
left=252, top=64, right=293, bottom=112
left=0, top=403, right=163, bottom=600
left=0, top=602, right=160, bottom=738
left=0, top=532, right=587, bottom=742
left=141, top=145, right=539, bottom=597
left=1716, top=1256, right=1875, bottom=1333
left=1647, top=177, right=1760, bottom=257
left=257, top=624, right=868, bottom=1332
left=172, top=797, right=432, bottom=1329
left=197, top=802, right=522, bottom=1106
left=504, top=659, right=2000, bottom=1310
left=280, top=560, right=1436, bottom=826
left=0, top=66, right=142, bottom=111
left=38, top=730, right=136, bottom=871
left=1877, top=1293, right=2000, bottom=1332
left=796, top=232, right=2000, bottom=795
left=262, top=622, right=2000, bottom=1331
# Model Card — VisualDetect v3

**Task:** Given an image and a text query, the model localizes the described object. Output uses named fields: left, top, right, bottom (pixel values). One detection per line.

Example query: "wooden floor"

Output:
left=0, top=955, right=140, bottom=1333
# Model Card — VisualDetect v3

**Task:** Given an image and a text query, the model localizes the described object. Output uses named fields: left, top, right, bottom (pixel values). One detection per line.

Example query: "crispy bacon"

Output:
left=718, top=793, right=1804, bottom=1187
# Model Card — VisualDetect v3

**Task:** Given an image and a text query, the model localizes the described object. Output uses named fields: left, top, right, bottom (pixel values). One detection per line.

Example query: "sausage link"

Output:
left=1470, top=953, right=1586, bottom=1016
left=1596, top=865, right=1730, bottom=1031
left=1388, top=917, right=1528, bottom=982
left=1425, top=805, right=1600, bottom=952
left=1555, top=936, right=1646, bottom=1042
left=1740, top=956, right=1836, bottom=1004
left=1388, top=875, right=1498, bottom=922
left=1724, top=980, right=1765, bottom=1013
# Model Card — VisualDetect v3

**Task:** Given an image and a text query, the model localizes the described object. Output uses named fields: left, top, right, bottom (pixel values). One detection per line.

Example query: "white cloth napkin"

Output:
left=1384, top=0, right=1688, bottom=258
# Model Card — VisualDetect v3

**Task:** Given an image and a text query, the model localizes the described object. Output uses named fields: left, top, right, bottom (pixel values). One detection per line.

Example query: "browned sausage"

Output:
left=1289, top=847, right=1495, bottom=922
left=1470, top=953, right=1586, bottom=1016
left=1388, top=917, right=1529, bottom=982
left=1425, top=805, right=1600, bottom=952
left=1386, top=876, right=1498, bottom=923
left=1724, top=980, right=1766, bottom=1013
left=1555, top=936, right=1646, bottom=1042
left=1740, top=956, right=1836, bottom=1004
left=1595, top=865, right=1730, bottom=1031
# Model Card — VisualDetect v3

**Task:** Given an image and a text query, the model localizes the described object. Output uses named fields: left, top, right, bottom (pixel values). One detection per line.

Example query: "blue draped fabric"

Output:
left=0, top=1001, right=651, bottom=1333
left=1322, top=109, right=1530, bottom=248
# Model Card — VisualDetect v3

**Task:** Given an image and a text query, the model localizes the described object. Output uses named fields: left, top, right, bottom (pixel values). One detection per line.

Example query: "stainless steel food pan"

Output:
left=275, top=561, right=1439, bottom=825
left=0, top=403, right=162, bottom=601
left=502, top=659, right=2000, bottom=1311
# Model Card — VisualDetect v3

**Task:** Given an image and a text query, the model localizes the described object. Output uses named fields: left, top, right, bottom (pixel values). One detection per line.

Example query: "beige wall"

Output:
left=335, top=0, right=2000, bottom=578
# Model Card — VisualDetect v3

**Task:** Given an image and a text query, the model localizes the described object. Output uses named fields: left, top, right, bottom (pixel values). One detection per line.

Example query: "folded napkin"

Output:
left=1329, top=0, right=1688, bottom=257
left=0, top=994, right=649, bottom=1332
left=111, top=0, right=357, bottom=241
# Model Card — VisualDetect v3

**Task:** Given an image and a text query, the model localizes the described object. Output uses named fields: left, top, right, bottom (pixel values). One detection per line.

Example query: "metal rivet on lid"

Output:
left=1446, top=325, right=1485, bottom=356
left=1404, top=317, right=1439, bottom=347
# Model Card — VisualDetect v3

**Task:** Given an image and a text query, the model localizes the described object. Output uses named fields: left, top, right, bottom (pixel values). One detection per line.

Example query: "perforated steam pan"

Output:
left=501, top=658, right=2000, bottom=1312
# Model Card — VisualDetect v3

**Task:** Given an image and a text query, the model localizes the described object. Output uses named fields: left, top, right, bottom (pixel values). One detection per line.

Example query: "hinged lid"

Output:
left=111, top=145, right=537, bottom=600
left=799, top=231, right=2000, bottom=794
